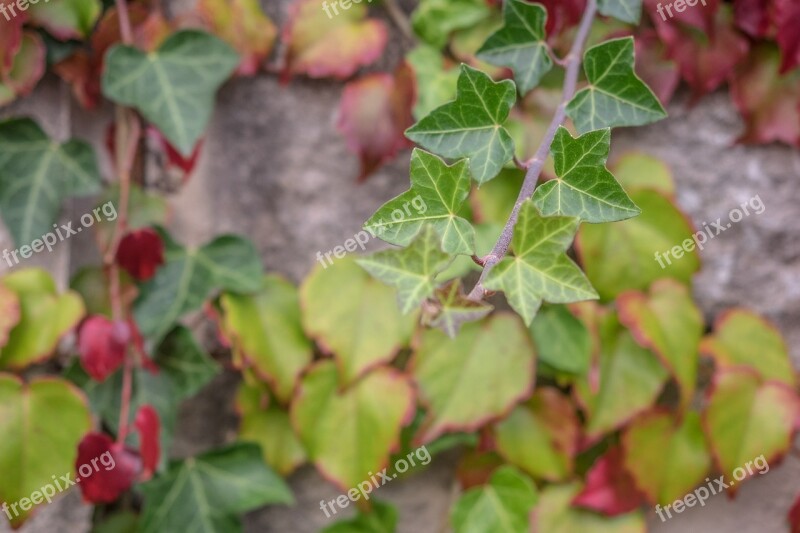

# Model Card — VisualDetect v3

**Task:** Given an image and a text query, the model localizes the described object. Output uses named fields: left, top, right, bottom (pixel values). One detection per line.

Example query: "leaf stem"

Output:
left=467, top=0, right=597, bottom=301
left=383, top=0, right=414, bottom=42
left=115, top=0, right=134, bottom=45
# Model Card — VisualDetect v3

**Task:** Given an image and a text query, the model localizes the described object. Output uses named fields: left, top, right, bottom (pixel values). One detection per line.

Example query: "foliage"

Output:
left=0, top=0, right=798, bottom=531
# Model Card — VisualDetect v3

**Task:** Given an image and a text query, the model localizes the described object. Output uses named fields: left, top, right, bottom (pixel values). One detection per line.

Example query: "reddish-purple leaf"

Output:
left=134, top=405, right=160, bottom=479
left=733, top=0, right=773, bottom=37
left=634, top=29, right=680, bottom=106
left=76, top=433, right=140, bottom=504
left=146, top=126, right=203, bottom=184
left=78, top=316, right=129, bottom=382
left=537, top=0, right=586, bottom=37
left=116, top=228, right=165, bottom=282
left=789, top=491, right=800, bottom=533
left=775, top=0, right=800, bottom=73
left=0, top=13, right=24, bottom=71
left=337, top=64, right=415, bottom=181
left=572, top=446, right=646, bottom=516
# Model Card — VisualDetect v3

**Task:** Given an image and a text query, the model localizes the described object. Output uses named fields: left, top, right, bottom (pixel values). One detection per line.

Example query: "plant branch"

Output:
left=467, top=0, right=597, bottom=301
left=383, top=0, right=414, bottom=42
left=115, top=0, right=134, bottom=45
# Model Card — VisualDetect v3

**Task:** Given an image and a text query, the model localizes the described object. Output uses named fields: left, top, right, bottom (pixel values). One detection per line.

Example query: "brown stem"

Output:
left=467, top=0, right=597, bottom=301
left=383, top=0, right=414, bottom=42
left=115, top=0, right=134, bottom=45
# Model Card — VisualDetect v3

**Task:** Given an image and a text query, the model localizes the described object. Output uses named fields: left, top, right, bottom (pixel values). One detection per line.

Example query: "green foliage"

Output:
left=598, top=0, right=643, bottom=25
left=451, top=466, right=538, bottom=533
left=102, top=30, right=239, bottom=155
left=0, top=118, right=101, bottom=246
left=322, top=500, right=398, bottom=533
left=138, top=443, right=293, bottom=532
left=406, top=65, right=516, bottom=184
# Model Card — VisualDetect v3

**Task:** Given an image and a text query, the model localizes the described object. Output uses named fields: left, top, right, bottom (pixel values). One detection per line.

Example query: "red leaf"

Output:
left=733, top=0, right=773, bottom=37
left=789, top=491, right=800, bottom=533
left=337, top=64, right=415, bottom=182
left=634, top=29, right=680, bottom=106
left=76, top=433, right=140, bottom=504
left=281, top=0, right=387, bottom=80
left=78, top=316, right=129, bottom=382
left=572, top=446, right=646, bottom=516
left=536, top=0, right=586, bottom=37
left=730, top=44, right=800, bottom=146
left=649, top=3, right=749, bottom=100
left=775, top=0, right=800, bottom=73
left=146, top=126, right=203, bottom=183
left=116, top=228, right=165, bottom=282
left=0, top=13, right=24, bottom=72
left=134, top=405, right=160, bottom=479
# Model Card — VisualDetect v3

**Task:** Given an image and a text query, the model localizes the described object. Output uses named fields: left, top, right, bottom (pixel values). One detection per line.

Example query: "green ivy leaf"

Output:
left=618, top=279, right=703, bottom=410
left=300, top=258, right=417, bottom=384
left=28, top=0, right=101, bottom=39
left=102, top=30, right=239, bottom=155
left=134, top=233, right=262, bottom=343
left=0, top=283, right=19, bottom=347
left=451, top=466, right=537, bottom=533
left=483, top=201, right=597, bottom=326
left=291, top=361, right=414, bottom=490
left=576, top=189, right=700, bottom=301
left=138, top=443, right=293, bottom=533
left=598, top=0, right=643, bottom=24
left=476, top=0, right=552, bottom=95
left=532, top=127, right=640, bottom=223
left=220, top=275, right=313, bottom=402
left=153, top=325, right=220, bottom=398
left=0, top=118, right=101, bottom=246
left=532, top=483, right=645, bottom=533
left=365, top=149, right=475, bottom=255
left=622, top=410, right=711, bottom=505
left=322, top=500, right=398, bottom=533
left=494, top=388, right=579, bottom=481
left=411, top=0, right=491, bottom=49
left=574, top=312, right=668, bottom=438
left=530, top=305, right=590, bottom=377
left=236, top=381, right=306, bottom=476
left=703, top=367, right=800, bottom=495
left=0, top=375, right=91, bottom=527
left=413, top=314, right=535, bottom=442
left=406, top=65, right=516, bottom=184
left=0, top=269, right=84, bottom=369
left=423, top=279, right=493, bottom=338
left=566, top=37, right=666, bottom=134
left=357, top=225, right=453, bottom=314
left=700, top=309, right=795, bottom=387
left=406, top=46, right=459, bottom=119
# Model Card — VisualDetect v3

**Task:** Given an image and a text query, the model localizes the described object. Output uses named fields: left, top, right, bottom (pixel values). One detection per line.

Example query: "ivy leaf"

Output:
left=703, top=367, right=800, bottom=495
left=451, top=466, right=538, bottom=533
left=412, top=314, right=535, bottom=442
left=618, top=279, right=703, bottom=410
left=572, top=446, right=646, bottom=516
left=116, top=228, right=166, bottom=282
left=411, top=0, right=491, bottom=49
left=494, top=388, right=579, bottom=481
left=300, top=258, right=417, bottom=384
left=337, top=65, right=415, bottom=182
left=532, top=127, right=640, bottom=223
left=406, top=45, right=459, bottom=119
left=365, top=149, right=475, bottom=255
left=0, top=269, right=84, bottom=369
left=102, top=30, right=239, bottom=155
left=197, top=0, right=277, bottom=75
left=730, top=44, right=800, bottom=147
left=530, top=305, right=590, bottom=377
left=138, top=443, right=293, bottom=533
left=423, top=279, right=493, bottom=338
left=0, top=283, right=20, bottom=348
left=0, top=375, right=91, bottom=527
left=567, top=37, right=666, bottom=134
left=476, top=0, right=553, bottom=95
left=775, top=0, right=800, bottom=73
left=574, top=313, right=668, bottom=438
left=291, top=361, right=415, bottom=490
left=576, top=189, right=700, bottom=301
left=134, top=233, right=262, bottom=344
left=322, top=500, right=398, bottom=533
left=29, top=0, right=101, bottom=40
left=283, top=0, right=387, bottom=80
left=598, top=0, right=642, bottom=24
left=700, top=309, right=795, bottom=386
left=0, top=117, right=101, bottom=246
left=1, top=32, right=46, bottom=103
left=236, top=381, right=306, bottom=476
left=153, top=326, right=220, bottom=399
left=406, top=65, right=516, bottom=184
left=483, top=201, right=598, bottom=326
left=220, top=275, right=314, bottom=403
left=532, top=483, right=646, bottom=533
left=357, top=225, right=453, bottom=314
left=622, top=410, right=711, bottom=505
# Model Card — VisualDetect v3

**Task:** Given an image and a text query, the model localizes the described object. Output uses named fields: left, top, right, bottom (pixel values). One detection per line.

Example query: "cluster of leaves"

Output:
left=0, top=0, right=798, bottom=532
